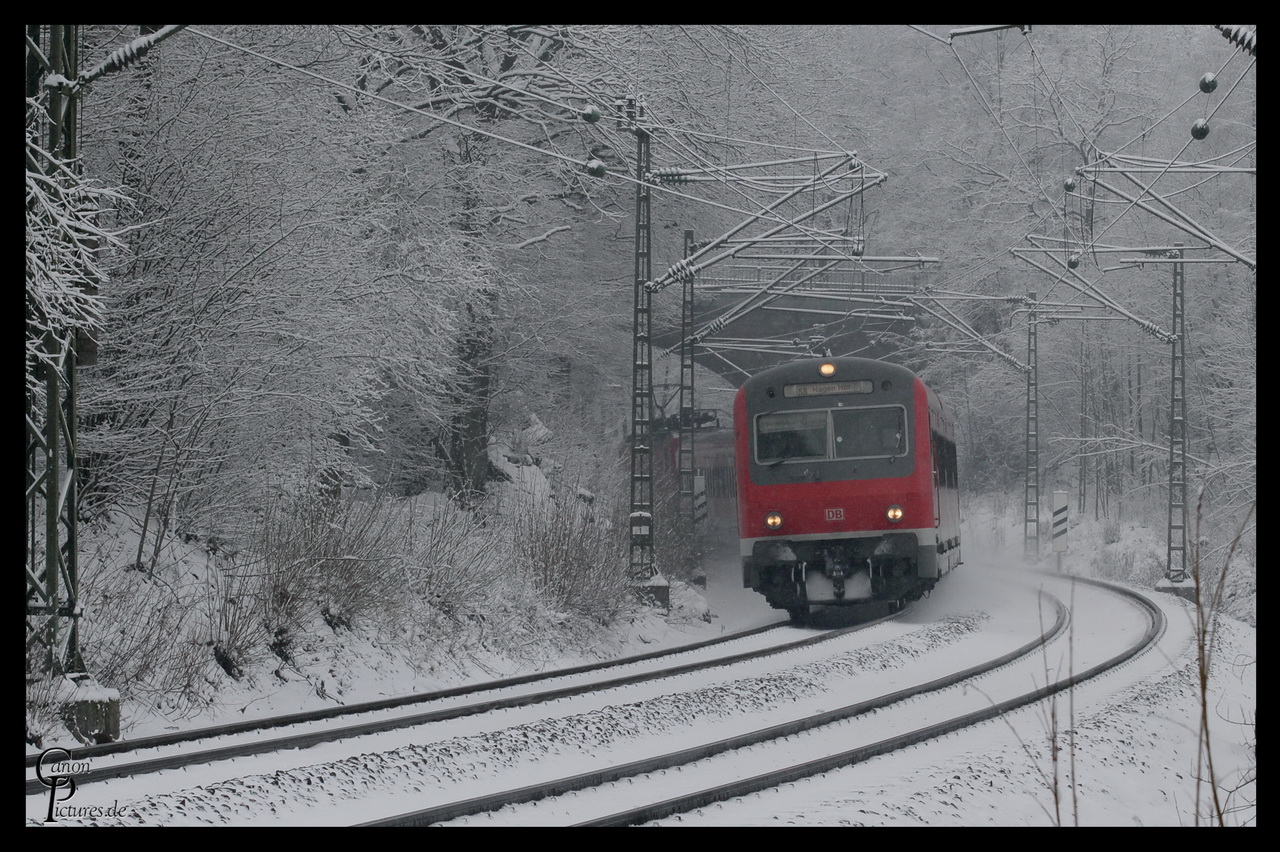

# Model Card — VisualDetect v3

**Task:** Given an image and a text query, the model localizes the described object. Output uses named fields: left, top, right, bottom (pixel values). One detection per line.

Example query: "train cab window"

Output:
left=756, top=406, right=908, bottom=464
left=756, top=410, right=827, bottom=463
left=832, top=406, right=907, bottom=459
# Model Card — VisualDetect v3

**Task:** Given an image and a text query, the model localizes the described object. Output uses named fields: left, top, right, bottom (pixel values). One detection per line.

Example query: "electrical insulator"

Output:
left=585, top=159, right=606, bottom=178
left=1199, top=73, right=1218, bottom=94
left=1217, top=25, right=1256, bottom=57
left=581, top=104, right=601, bottom=123
left=1067, top=254, right=1080, bottom=269
left=1064, top=177, right=1077, bottom=192
left=650, top=167, right=689, bottom=184
left=1191, top=119, right=1210, bottom=141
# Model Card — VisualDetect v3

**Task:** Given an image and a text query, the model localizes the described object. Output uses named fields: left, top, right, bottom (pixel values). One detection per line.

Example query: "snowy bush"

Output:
left=74, top=526, right=222, bottom=710
left=507, top=491, right=630, bottom=625
left=247, top=490, right=413, bottom=638
left=399, top=494, right=507, bottom=639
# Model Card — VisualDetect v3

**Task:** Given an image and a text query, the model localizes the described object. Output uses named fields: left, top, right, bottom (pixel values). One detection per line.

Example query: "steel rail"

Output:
left=581, top=576, right=1162, bottom=827
left=25, top=622, right=791, bottom=770
left=364, top=576, right=1161, bottom=827
left=364, top=586, right=1081, bottom=826
left=26, top=618, right=896, bottom=795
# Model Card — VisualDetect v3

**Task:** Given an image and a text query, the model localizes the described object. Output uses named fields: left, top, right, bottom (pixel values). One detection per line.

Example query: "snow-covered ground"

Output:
left=674, top=545, right=1255, bottom=827
left=26, top=439, right=1255, bottom=828
left=27, top=514, right=1255, bottom=827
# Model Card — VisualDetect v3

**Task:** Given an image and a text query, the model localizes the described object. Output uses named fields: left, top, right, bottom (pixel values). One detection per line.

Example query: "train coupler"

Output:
left=826, top=558, right=851, bottom=599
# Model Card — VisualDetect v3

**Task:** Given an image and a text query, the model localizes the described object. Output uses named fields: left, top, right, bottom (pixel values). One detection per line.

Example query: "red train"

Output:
left=734, top=356, right=961, bottom=621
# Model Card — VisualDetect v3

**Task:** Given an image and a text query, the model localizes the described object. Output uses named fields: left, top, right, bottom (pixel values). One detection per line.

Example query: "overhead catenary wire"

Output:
left=448, top=23, right=894, bottom=276
left=1070, top=46, right=1255, bottom=262
left=185, top=26, right=879, bottom=255
left=186, top=26, right=1223, bottom=366
left=185, top=27, right=600, bottom=174
left=915, top=25, right=1252, bottom=359
left=1095, top=142, right=1257, bottom=170
left=949, top=36, right=1073, bottom=242
left=1093, top=46, right=1246, bottom=165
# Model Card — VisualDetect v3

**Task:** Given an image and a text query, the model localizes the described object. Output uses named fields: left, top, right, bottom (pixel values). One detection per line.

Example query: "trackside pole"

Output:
left=1155, top=245, right=1196, bottom=603
left=1051, top=491, right=1068, bottom=572
left=623, top=93, right=668, bottom=611
left=26, top=24, right=120, bottom=743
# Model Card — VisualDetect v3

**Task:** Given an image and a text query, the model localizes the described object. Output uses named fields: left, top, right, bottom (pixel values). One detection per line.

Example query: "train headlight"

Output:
left=819, top=362, right=836, bottom=377
left=765, top=511, right=784, bottom=530
left=886, top=505, right=904, bottom=522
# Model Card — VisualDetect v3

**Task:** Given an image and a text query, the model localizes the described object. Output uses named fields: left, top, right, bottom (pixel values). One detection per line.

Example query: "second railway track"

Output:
left=375, top=573, right=1163, bottom=826
left=26, top=614, right=889, bottom=796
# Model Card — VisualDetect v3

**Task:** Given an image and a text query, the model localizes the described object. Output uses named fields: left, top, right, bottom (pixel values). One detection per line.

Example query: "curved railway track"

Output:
left=24, top=621, right=782, bottom=770
left=26, top=615, right=892, bottom=796
left=373, top=574, right=1162, bottom=827
left=27, top=572, right=1167, bottom=826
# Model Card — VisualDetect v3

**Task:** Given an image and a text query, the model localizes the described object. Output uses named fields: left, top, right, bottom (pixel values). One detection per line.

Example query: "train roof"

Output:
left=738, top=356, right=919, bottom=388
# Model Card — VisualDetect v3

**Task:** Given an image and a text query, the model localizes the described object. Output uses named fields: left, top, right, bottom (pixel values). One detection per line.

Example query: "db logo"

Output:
left=825, top=508, right=844, bottom=521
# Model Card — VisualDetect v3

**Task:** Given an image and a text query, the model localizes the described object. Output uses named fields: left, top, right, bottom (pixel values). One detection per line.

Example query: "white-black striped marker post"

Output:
left=1051, top=491, right=1068, bottom=572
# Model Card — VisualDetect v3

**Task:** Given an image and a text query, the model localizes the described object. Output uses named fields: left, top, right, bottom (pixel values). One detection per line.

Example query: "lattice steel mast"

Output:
left=1023, top=292, right=1040, bottom=558
left=624, top=94, right=656, bottom=581
left=27, top=24, right=87, bottom=679
left=1166, top=247, right=1188, bottom=582
left=677, top=229, right=699, bottom=525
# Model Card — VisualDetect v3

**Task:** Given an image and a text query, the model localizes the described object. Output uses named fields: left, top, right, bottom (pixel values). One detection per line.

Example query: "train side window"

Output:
left=934, top=434, right=957, bottom=487
left=756, top=410, right=827, bottom=463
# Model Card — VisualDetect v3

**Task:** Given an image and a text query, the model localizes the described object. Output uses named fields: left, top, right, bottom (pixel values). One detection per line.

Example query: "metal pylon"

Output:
left=1023, top=292, right=1040, bottom=559
left=1166, top=248, right=1188, bottom=582
left=627, top=97, right=655, bottom=580
left=26, top=25, right=87, bottom=677
left=677, top=230, right=697, bottom=524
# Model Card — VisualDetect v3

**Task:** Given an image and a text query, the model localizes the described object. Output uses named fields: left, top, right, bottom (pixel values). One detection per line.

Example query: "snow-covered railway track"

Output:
left=26, top=621, right=778, bottom=767
left=28, top=572, right=1165, bottom=826
left=373, top=575, right=1161, bottom=827
left=25, top=618, right=883, bottom=798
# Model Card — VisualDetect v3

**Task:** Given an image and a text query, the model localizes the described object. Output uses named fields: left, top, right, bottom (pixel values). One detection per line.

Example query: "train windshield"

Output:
left=755, top=406, right=907, bottom=464
left=756, top=410, right=827, bottom=462
left=833, top=407, right=905, bottom=458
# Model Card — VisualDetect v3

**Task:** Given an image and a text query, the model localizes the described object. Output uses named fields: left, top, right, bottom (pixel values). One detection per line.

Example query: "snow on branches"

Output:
left=25, top=127, right=130, bottom=399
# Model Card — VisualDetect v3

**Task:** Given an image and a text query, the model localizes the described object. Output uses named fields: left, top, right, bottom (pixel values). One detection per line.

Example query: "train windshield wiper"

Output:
left=768, top=454, right=817, bottom=468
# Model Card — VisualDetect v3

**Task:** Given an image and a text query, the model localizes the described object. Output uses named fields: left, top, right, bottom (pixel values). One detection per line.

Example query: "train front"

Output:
left=734, top=357, right=938, bottom=619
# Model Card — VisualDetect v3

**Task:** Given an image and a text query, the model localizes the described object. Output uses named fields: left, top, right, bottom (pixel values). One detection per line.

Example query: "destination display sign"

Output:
left=783, top=379, right=873, bottom=398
